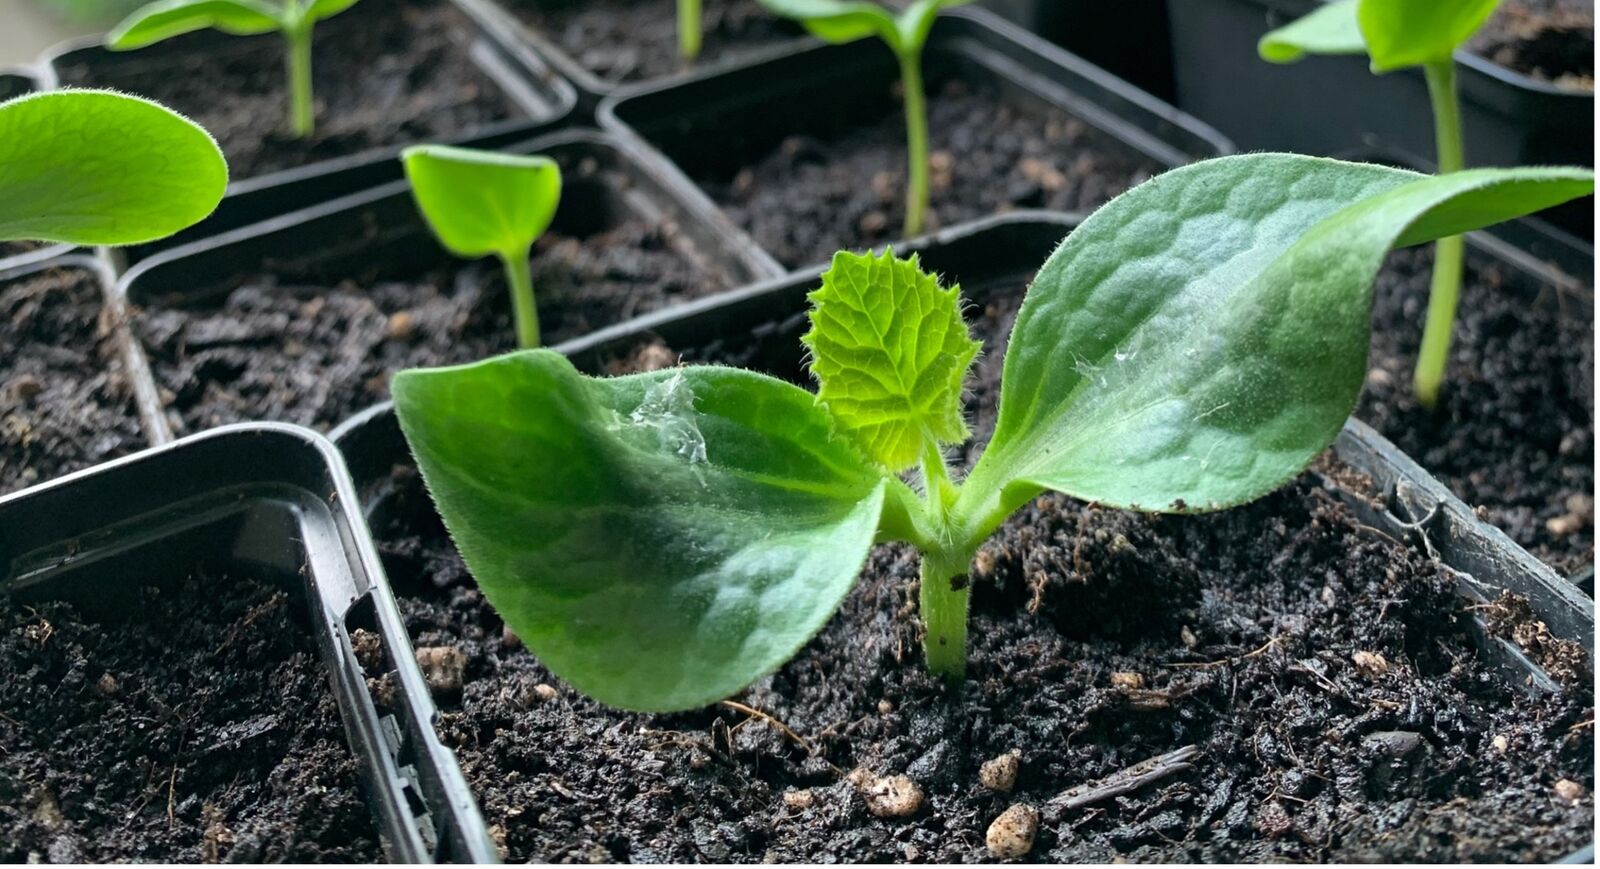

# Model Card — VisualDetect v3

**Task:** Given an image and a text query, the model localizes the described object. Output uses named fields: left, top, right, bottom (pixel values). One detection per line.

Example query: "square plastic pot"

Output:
left=975, top=0, right=1177, bottom=101
left=0, top=423, right=494, bottom=862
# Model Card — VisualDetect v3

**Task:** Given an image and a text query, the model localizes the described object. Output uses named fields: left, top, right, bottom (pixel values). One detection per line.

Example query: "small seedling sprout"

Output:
left=107, top=0, right=363, bottom=138
left=1259, top=0, right=1505, bottom=408
left=0, top=90, right=227, bottom=245
left=681, top=0, right=702, bottom=60
left=401, top=144, right=562, bottom=349
left=757, top=0, right=973, bottom=237
left=393, top=154, right=1591, bottom=712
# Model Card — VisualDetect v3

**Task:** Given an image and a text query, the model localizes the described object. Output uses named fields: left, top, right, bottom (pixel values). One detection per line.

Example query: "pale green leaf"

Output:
left=393, top=350, right=891, bottom=711
left=1358, top=0, right=1501, bottom=71
left=107, top=0, right=283, bottom=49
left=402, top=145, right=562, bottom=260
left=896, top=0, right=974, bottom=52
left=0, top=90, right=228, bottom=245
left=756, top=0, right=899, bottom=47
left=801, top=249, right=979, bottom=473
left=1258, top=0, right=1365, bottom=62
left=954, top=155, right=1593, bottom=541
left=304, top=0, right=360, bottom=21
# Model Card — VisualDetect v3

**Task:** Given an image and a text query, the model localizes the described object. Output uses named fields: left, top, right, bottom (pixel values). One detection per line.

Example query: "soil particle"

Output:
left=134, top=209, right=723, bottom=434
left=985, top=802, right=1039, bottom=858
left=1470, top=0, right=1594, bottom=88
left=855, top=772, right=925, bottom=818
left=416, top=644, right=468, bottom=697
left=0, top=574, right=380, bottom=862
left=979, top=749, right=1021, bottom=793
left=0, top=266, right=143, bottom=496
left=1357, top=245, right=1594, bottom=575
left=501, top=0, right=805, bottom=85
left=1479, top=590, right=1591, bottom=685
left=56, top=0, right=518, bottom=182
left=366, top=273, right=1591, bottom=861
left=701, top=78, right=1161, bottom=268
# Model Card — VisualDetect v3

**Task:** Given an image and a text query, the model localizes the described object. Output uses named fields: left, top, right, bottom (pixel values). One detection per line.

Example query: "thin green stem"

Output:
left=919, top=550, right=969, bottom=681
left=285, top=23, right=314, bottom=138
left=899, top=49, right=930, bottom=238
left=678, top=0, right=702, bottom=60
left=920, top=439, right=955, bottom=513
left=501, top=249, right=540, bottom=348
left=1414, top=58, right=1466, bottom=409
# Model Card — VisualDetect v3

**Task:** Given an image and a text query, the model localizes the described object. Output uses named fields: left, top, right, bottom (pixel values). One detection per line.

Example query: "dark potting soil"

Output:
left=134, top=216, right=724, bottom=435
left=55, top=0, right=517, bottom=182
left=0, top=241, right=45, bottom=260
left=1357, top=245, right=1594, bottom=576
left=0, top=267, right=143, bottom=497
left=0, top=573, right=380, bottom=862
left=500, top=0, right=804, bottom=85
left=368, top=276, right=1593, bottom=862
left=1470, top=0, right=1594, bottom=88
left=701, top=79, right=1162, bottom=269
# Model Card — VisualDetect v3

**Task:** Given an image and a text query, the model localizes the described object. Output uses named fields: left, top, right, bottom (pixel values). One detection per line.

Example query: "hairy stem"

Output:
left=285, top=23, right=314, bottom=138
left=678, top=0, right=702, bottom=60
left=1414, top=58, right=1465, bottom=409
left=920, top=550, right=969, bottom=681
left=501, top=249, right=540, bottom=349
left=899, top=49, right=930, bottom=238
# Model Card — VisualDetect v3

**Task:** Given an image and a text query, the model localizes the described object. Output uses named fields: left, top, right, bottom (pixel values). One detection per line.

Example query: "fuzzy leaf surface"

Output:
left=955, top=155, right=1593, bottom=539
left=393, top=351, right=889, bottom=712
left=0, top=91, right=227, bottom=245
left=1258, top=0, right=1364, bottom=62
left=107, top=0, right=283, bottom=48
left=802, top=249, right=979, bottom=472
left=402, top=145, right=561, bottom=259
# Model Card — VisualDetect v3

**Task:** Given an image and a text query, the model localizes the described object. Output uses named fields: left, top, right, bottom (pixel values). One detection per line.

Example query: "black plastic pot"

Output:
left=38, top=3, right=579, bottom=267
left=1165, top=0, right=1594, bottom=238
left=329, top=213, right=1591, bottom=861
left=598, top=8, right=1231, bottom=269
left=976, top=0, right=1177, bottom=101
left=449, top=0, right=815, bottom=107
left=117, top=128, right=782, bottom=442
left=0, top=423, right=494, bottom=862
left=0, top=68, right=74, bottom=273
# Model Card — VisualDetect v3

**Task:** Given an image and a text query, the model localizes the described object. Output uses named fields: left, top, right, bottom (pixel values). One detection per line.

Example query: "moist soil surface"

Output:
left=0, top=266, right=144, bottom=497
left=56, top=0, right=518, bottom=182
left=0, top=573, right=380, bottom=862
left=366, top=275, right=1593, bottom=862
left=697, top=78, right=1163, bottom=269
left=1470, top=0, right=1594, bottom=88
left=1357, top=246, right=1594, bottom=576
left=500, top=0, right=804, bottom=85
left=133, top=192, right=727, bottom=435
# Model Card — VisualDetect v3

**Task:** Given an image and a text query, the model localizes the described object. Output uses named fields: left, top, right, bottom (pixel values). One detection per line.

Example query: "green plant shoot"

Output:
left=0, top=90, right=227, bottom=245
left=392, top=154, right=1591, bottom=712
left=1259, top=0, right=1504, bottom=408
left=680, top=0, right=702, bottom=60
left=757, top=0, right=973, bottom=237
left=107, top=0, right=363, bottom=138
left=401, top=145, right=562, bottom=350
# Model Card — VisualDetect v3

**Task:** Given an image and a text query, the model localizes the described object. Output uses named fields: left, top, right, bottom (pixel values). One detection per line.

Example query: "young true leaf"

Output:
left=401, top=144, right=562, bottom=349
left=0, top=90, right=227, bottom=245
left=801, top=248, right=979, bottom=473
left=1258, top=0, right=1506, bottom=408
left=108, top=0, right=363, bottom=137
left=394, top=154, right=1593, bottom=711
left=758, top=0, right=973, bottom=238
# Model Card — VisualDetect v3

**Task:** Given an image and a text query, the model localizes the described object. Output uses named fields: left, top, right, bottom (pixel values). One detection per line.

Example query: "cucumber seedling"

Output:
left=107, top=0, right=363, bottom=138
left=681, top=0, right=702, bottom=59
left=0, top=90, right=227, bottom=245
left=757, top=0, right=973, bottom=237
left=402, top=144, right=562, bottom=349
left=1259, top=0, right=1505, bottom=408
left=393, top=154, right=1592, bottom=712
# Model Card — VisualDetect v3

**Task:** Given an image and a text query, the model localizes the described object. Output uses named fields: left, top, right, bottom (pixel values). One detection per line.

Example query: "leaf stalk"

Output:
left=899, top=49, right=930, bottom=238
left=501, top=249, right=541, bottom=348
left=679, top=0, right=702, bottom=60
left=1414, top=58, right=1465, bottom=408
left=284, top=20, right=314, bottom=138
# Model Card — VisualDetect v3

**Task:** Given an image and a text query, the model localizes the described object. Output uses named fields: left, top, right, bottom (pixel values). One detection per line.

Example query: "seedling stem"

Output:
left=900, top=50, right=930, bottom=237
left=503, top=250, right=540, bottom=349
left=1415, top=59, right=1465, bottom=409
left=679, top=0, right=702, bottom=60
left=286, top=20, right=314, bottom=138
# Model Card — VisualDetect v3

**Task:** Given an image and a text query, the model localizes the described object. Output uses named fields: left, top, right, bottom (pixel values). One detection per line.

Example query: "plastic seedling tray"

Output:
left=0, top=423, right=494, bottom=862
left=598, top=7, right=1231, bottom=269
left=329, top=212, right=1591, bottom=861
left=976, top=0, right=1177, bottom=101
left=38, top=3, right=578, bottom=267
left=116, top=128, right=783, bottom=441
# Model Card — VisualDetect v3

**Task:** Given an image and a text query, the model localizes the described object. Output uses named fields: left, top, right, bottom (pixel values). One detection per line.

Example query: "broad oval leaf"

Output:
left=305, top=0, right=361, bottom=22
left=1358, top=0, right=1500, bottom=72
left=0, top=90, right=227, bottom=245
left=402, top=145, right=562, bottom=260
left=393, top=350, right=888, bottom=712
left=1258, top=0, right=1365, bottom=63
left=955, top=155, right=1592, bottom=537
left=757, top=0, right=899, bottom=47
left=107, top=0, right=283, bottom=49
left=801, top=249, right=979, bottom=472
